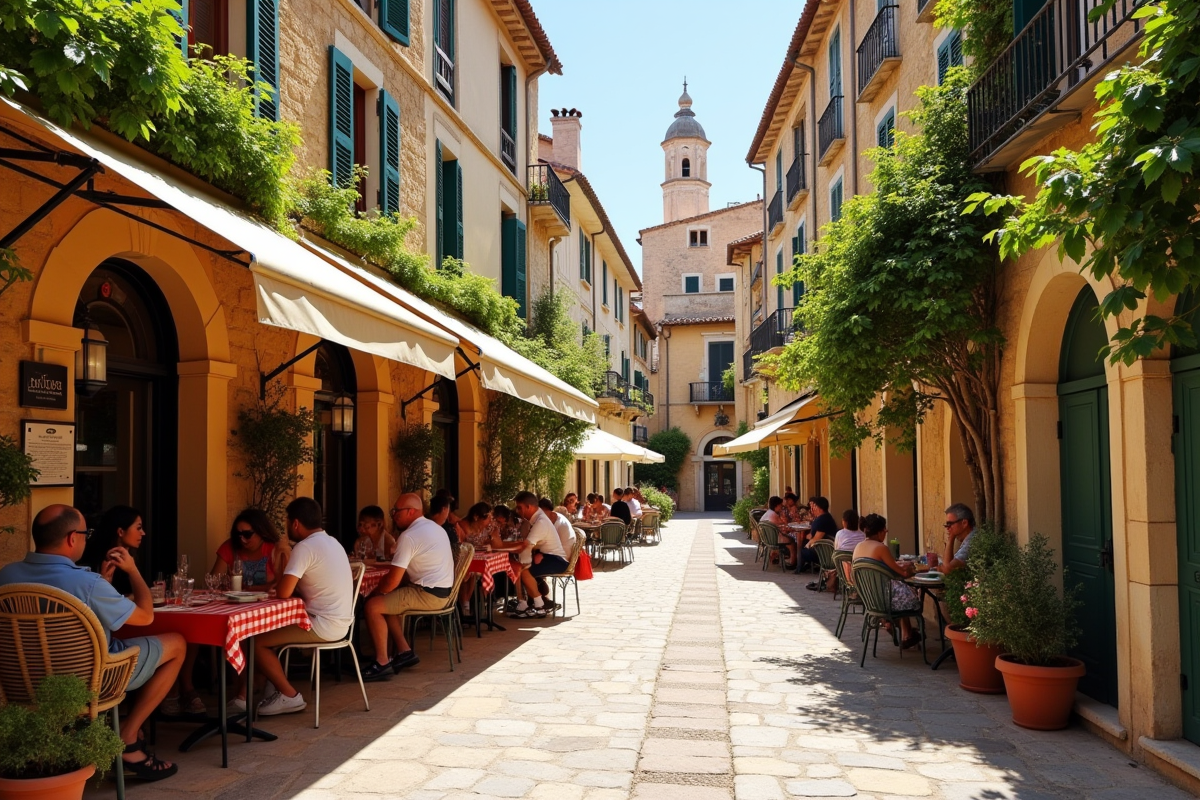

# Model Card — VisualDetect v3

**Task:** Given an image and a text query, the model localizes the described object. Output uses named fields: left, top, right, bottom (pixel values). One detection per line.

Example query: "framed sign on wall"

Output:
left=22, top=420, right=75, bottom=487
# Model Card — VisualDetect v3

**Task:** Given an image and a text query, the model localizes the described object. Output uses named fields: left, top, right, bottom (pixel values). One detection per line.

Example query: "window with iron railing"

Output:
left=433, top=0, right=455, bottom=105
left=527, top=164, right=570, bottom=226
left=857, top=4, right=900, bottom=98
left=767, top=189, right=783, bottom=230
left=818, top=95, right=845, bottom=160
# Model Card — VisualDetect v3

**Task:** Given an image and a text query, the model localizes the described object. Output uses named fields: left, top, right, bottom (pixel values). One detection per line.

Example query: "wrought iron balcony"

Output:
left=631, top=387, right=654, bottom=415
left=690, top=381, right=734, bottom=404
left=818, top=95, right=845, bottom=164
left=434, top=44, right=454, bottom=105
left=749, top=307, right=797, bottom=359
left=767, top=189, right=784, bottom=232
left=601, top=371, right=630, bottom=403
left=967, top=0, right=1143, bottom=168
left=500, top=129, right=516, bottom=173
left=527, top=164, right=570, bottom=228
left=786, top=156, right=806, bottom=205
left=632, top=425, right=648, bottom=444
left=858, top=5, right=900, bottom=102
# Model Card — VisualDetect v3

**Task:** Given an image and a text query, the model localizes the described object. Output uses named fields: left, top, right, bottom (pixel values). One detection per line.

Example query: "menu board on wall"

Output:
left=22, top=421, right=75, bottom=487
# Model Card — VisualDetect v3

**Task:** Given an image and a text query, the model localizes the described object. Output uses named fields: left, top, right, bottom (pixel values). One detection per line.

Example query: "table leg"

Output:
left=219, top=647, right=228, bottom=767
left=245, top=637, right=254, bottom=743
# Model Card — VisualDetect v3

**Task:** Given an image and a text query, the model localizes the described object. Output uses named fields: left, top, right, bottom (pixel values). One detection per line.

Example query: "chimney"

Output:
left=549, top=108, right=582, bottom=170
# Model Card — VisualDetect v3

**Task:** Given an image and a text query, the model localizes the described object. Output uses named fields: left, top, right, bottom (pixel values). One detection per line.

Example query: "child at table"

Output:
left=352, top=505, right=396, bottom=561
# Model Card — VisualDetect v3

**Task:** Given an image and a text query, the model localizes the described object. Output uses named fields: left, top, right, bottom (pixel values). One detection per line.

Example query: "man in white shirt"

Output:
left=254, top=497, right=354, bottom=716
left=361, top=493, right=458, bottom=680
left=623, top=487, right=643, bottom=519
left=510, top=492, right=568, bottom=619
left=540, top=497, right=578, bottom=556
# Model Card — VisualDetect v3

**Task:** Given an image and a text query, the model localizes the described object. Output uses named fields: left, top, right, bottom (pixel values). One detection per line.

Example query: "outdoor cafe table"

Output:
left=119, top=596, right=311, bottom=767
left=904, top=569, right=952, bottom=666
left=358, top=565, right=390, bottom=596
left=467, top=550, right=521, bottom=634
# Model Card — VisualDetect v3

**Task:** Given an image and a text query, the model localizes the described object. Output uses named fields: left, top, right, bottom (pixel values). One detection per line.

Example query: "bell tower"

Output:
left=661, top=81, right=711, bottom=223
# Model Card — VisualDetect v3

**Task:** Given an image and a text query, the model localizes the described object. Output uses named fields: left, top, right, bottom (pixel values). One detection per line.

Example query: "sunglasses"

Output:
left=943, top=519, right=962, bottom=528
left=236, top=528, right=255, bottom=539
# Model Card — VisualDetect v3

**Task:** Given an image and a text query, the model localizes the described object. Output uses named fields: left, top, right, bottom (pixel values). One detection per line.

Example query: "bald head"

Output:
left=391, top=493, right=425, bottom=532
left=32, top=504, right=84, bottom=552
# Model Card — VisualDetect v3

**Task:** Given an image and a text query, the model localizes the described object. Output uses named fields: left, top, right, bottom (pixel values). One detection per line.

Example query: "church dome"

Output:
left=665, top=84, right=706, bottom=141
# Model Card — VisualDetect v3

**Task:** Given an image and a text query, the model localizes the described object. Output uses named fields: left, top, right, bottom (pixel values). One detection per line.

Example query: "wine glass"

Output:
left=204, top=573, right=220, bottom=595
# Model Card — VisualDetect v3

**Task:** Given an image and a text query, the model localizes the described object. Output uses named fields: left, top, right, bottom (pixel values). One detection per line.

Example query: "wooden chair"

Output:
left=404, top=544, right=474, bottom=672
left=546, top=532, right=586, bottom=618
left=851, top=561, right=926, bottom=667
left=833, top=552, right=863, bottom=639
left=0, top=583, right=140, bottom=799
left=597, top=521, right=630, bottom=567
left=279, top=562, right=369, bottom=728
left=756, top=522, right=788, bottom=572
left=640, top=511, right=662, bottom=545
left=810, top=540, right=837, bottom=592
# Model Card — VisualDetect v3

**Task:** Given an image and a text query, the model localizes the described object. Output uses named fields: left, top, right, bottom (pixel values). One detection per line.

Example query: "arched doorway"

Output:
left=74, top=260, right=179, bottom=579
left=1171, top=292, right=1200, bottom=743
left=1058, top=285, right=1117, bottom=706
left=313, top=344, right=357, bottom=548
left=703, top=435, right=735, bottom=512
left=430, top=378, right=459, bottom=499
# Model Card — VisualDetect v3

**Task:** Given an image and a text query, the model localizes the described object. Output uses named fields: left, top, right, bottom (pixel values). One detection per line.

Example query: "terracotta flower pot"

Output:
left=944, top=625, right=1006, bottom=694
left=0, top=765, right=95, bottom=800
left=995, top=654, right=1086, bottom=730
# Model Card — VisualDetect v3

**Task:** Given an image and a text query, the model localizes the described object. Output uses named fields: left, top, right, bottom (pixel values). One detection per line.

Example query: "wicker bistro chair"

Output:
left=596, top=521, right=631, bottom=567
left=810, top=540, right=837, bottom=592
left=546, top=532, right=586, bottom=618
left=640, top=511, right=662, bottom=545
left=749, top=508, right=767, bottom=540
left=403, top=543, right=474, bottom=672
left=833, top=552, right=863, bottom=639
left=756, top=522, right=789, bottom=573
left=279, top=561, right=368, bottom=729
left=850, top=561, right=927, bottom=667
left=0, top=583, right=140, bottom=799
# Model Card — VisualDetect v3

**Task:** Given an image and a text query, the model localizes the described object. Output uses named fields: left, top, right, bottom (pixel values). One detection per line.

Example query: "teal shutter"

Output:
left=776, top=250, right=784, bottom=311
left=602, top=261, right=608, bottom=304
left=435, top=140, right=444, bottom=268
left=172, top=0, right=190, bottom=58
left=949, top=30, right=964, bottom=69
left=440, top=158, right=461, bottom=262
left=794, top=224, right=806, bottom=305
left=379, top=0, right=410, bottom=45
left=247, top=0, right=280, bottom=120
left=503, top=65, right=518, bottom=137
left=579, top=232, right=585, bottom=281
left=379, top=89, right=401, bottom=214
left=829, top=28, right=842, bottom=96
left=455, top=160, right=464, bottom=259
left=501, top=218, right=527, bottom=319
left=877, top=108, right=895, bottom=148
left=938, top=33, right=963, bottom=84
left=329, top=47, right=355, bottom=189
left=831, top=179, right=843, bottom=222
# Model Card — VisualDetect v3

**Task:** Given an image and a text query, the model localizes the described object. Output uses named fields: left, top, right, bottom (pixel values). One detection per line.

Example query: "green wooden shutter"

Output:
left=776, top=250, right=784, bottom=311
left=501, top=217, right=527, bottom=319
left=435, top=140, right=444, bottom=268
left=829, top=27, right=842, bottom=96
left=329, top=47, right=355, bottom=190
left=505, top=65, right=518, bottom=137
left=794, top=224, right=806, bottom=305
left=831, top=179, right=843, bottom=221
left=247, top=0, right=280, bottom=120
left=440, top=158, right=461, bottom=262
left=379, top=0, right=410, bottom=45
left=602, top=261, right=608, bottom=304
left=949, top=29, right=964, bottom=69
left=877, top=108, right=895, bottom=148
left=172, top=0, right=190, bottom=58
left=937, top=38, right=952, bottom=84
left=379, top=89, right=401, bottom=214
left=454, top=160, right=464, bottom=259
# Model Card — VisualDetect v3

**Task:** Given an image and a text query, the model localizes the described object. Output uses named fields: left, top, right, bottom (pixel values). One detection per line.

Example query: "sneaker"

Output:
left=389, top=650, right=420, bottom=672
left=182, top=694, right=207, bottom=715
left=511, top=605, right=547, bottom=619
left=361, top=661, right=393, bottom=682
left=257, top=690, right=306, bottom=716
left=226, top=696, right=247, bottom=714
left=160, top=695, right=181, bottom=716
left=542, top=599, right=560, bottom=611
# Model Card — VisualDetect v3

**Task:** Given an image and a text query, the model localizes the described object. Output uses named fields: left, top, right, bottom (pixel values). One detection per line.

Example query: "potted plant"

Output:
left=0, top=674, right=125, bottom=799
left=965, top=533, right=1083, bottom=730
left=942, top=525, right=1013, bottom=694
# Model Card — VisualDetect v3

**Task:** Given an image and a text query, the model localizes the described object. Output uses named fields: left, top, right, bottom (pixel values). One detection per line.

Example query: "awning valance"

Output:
left=574, top=427, right=665, bottom=464
left=712, top=394, right=823, bottom=456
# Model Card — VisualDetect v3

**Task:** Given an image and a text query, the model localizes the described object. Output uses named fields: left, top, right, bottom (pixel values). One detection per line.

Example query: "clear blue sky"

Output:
left=533, top=1, right=800, bottom=277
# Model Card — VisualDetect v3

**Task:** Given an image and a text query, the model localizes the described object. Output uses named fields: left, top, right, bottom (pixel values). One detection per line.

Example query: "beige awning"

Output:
left=712, top=395, right=822, bottom=456
left=301, top=239, right=600, bottom=425
left=574, top=427, right=665, bottom=463
left=1, top=99, right=460, bottom=380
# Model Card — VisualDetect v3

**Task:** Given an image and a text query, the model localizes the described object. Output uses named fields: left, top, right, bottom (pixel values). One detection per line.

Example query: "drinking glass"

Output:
left=178, top=554, right=189, bottom=578
left=150, top=581, right=166, bottom=605
left=204, top=573, right=219, bottom=595
left=181, top=578, right=195, bottom=607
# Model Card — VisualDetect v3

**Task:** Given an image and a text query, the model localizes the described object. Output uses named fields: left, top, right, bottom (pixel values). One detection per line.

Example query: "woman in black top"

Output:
left=80, top=505, right=146, bottom=597
left=609, top=489, right=632, bottom=526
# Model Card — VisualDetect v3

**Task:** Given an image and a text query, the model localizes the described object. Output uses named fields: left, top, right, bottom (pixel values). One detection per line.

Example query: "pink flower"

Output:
left=960, top=595, right=969, bottom=603
left=964, top=607, right=978, bottom=619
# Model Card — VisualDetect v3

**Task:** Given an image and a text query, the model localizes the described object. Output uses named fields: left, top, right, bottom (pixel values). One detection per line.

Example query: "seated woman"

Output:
left=211, top=509, right=290, bottom=591
left=555, top=493, right=580, bottom=520
left=80, top=505, right=146, bottom=598
left=852, top=513, right=921, bottom=649
left=582, top=493, right=608, bottom=523
left=352, top=505, right=396, bottom=561
left=760, top=496, right=797, bottom=569
left=455, top=502, right=525, bottom=620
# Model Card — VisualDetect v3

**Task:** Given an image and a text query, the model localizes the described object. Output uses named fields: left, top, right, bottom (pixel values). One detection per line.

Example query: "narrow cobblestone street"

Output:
left=103, top=514, right=1192, bottom=799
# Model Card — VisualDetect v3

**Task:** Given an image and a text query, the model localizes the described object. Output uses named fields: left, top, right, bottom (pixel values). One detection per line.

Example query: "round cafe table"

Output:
left=904, top=569, right=952, bottom=666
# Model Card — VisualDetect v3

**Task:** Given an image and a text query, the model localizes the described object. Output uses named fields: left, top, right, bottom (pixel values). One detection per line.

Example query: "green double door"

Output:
left=1173, top=356, right=1200, bottom=743
left=1058, top=288, right=1118, bottom=706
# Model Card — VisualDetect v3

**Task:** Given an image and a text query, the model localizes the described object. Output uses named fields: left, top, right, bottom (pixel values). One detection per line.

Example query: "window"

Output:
left=689, top=229, right=708, bottom=247
left=830, top=178, right=844, bottom=222
left=352, top=82, right=367, bottom=211
left=681, top=157, right=690, bottom=177
left=579, top=231, right=591, bottom=283
left=435, top=140, right=463, bottom=265
left=188, top=0, right=228, bottom=59
left=582, top=321, right=590, bottom=339
left=634, top=369, right=644, bottom=389
left=776, top=250, right=784, bottom=311
left=718, top=276, right=735, bottom=292
left=684, top=275, right=701, bottom=294
left=603, top=334, right=611, bottom=359
left=501, top=217, right=527, bottom=319
left=379, top=0, right=410, bottom=44
left=379, top=90, right=401, bottom=214
left=602, top=261, right=608, bottom=306
left=499, top=64, right=517, bottom=173
left=775, top=149, right=783, bottom=192
left=793, top=124, right=804, bottom=160
left=247, top=0, right=279, bottom=119
left=433, top=0, right=455, bottom=104
left=877, top=107, right=895, bottom=149
left=329, top=47, right=356, bottom=191
left=618, top=286, right=624, bottom=322
left=792, top=223, right=806, bottom=305
left=829, top=27, right=842, bottom=98
left=937, top=30, right=964, bottom=85
left=621, top=351, right=630, bottom=382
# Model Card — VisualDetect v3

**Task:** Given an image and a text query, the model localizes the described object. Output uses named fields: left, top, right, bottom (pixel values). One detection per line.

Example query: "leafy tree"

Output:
left=732, top=465, right=770, bottom=530
left=0, top=434, right=38, bottom=534
left=775, top=70, right=1006, bottom=524
left=934, top=0, right=1012, bottom=78
left=633, top=427, right=691, bottom=491
left=393, top=424, right=445, bottom=494
left=232, top=389, right=316, bottom=529
left=972, top=0, right=1200, bottom=365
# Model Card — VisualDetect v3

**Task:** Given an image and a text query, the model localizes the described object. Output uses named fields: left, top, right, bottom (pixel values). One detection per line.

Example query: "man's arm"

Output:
left=108, top=548, right=154, bottom=625
left=375, top=566, right=406, bottom=595
left=938, top=532, right=966, bottom=574
left=275, top=574, right=300, bottom=598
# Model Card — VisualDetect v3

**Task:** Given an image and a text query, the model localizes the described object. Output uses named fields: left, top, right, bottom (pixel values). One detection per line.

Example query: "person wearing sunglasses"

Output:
left=936, top=503, right=976, bottom=575
left=210, top=508, right=290, bottom=591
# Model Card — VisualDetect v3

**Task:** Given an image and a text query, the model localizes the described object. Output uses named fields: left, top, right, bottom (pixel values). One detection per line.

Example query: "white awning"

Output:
left=574, top=427, right=665, bottom=463
left=301, top=240, right=600, bottom=425
left=712, top=395, right=822, bottom=456
left=1, top=99, right=459, bottom=380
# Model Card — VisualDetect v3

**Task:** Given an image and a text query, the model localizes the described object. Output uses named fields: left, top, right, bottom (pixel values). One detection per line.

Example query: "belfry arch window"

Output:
left=681, top=157, right=691, bottom=177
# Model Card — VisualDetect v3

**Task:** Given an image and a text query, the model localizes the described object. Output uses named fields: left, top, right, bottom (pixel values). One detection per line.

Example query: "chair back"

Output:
left=0, top=583, right=133, bottom=716
left=750, top=508, right=767, bottom=522
left=599, top=521, right=627, bottom=546
left=446, top=543, right=476, bottom=607
left=641, top=511, right=660, bottom=534
left=833, top=551, right=853, bottom=586
left=851, top=561, right=898, bottom=616
left=757, top=521, right=781, bottom=547
left=340, top=561, right=367, bottom=644
left=811, top=539, right=836, bottom=571
left=564, top=531, right=585, bottom=573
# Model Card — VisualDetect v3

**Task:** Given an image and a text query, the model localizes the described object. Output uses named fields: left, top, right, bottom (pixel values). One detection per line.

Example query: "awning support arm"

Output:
left=0, top=157, right=100, bottom=249
left=400, top=348, right=479, bottom=419
left=260, top=339, right=324, bottom=400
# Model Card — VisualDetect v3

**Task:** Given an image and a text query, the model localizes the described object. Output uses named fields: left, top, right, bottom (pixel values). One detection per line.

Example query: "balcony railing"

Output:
left=767, top=189, right=783, bottom=232
left=818, top=95, right=845, bottom=161
left=600, top=372, right=654, bottom=415
left=434, top=44, right=454, bottom=105
left=500, top=129, right=516, bottom=173
left=786, top=156, right=805, bottom=204
left=858, top=5, right=900, bottom=99
left=631, top=387, right=654, bottom=415
left=632, top=425, right=648, bottom=444
left=749, top=307, right=797, bottom=359
left=690, top=381, right=734, bottom=403
left=967, top=0, right=1143, bottom=166
left=527, top=164, right=570, bottom=227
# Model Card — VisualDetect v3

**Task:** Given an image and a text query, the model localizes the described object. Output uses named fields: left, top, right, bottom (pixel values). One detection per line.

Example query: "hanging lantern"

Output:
left=75, top=316, right=108, bottom=398
left=331, top=393, right=355, bottom=436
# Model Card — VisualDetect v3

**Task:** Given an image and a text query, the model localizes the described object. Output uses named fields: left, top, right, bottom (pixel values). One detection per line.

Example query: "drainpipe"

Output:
left=848, top=0, right=860, bottom=195
left=524, top=64, right=551, bottom=309
left=792, top=59, right=820, bottom=234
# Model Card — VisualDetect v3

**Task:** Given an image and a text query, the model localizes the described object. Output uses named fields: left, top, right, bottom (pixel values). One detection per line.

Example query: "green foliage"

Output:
left=633, top=427, right=692, bottom=491
left=732, top=465, right=770, bottom=530
left=775, top=70, right=1004, bottom=524
left=934, top=0, right=1012, bottom=78
left=0, top=674, right=124, bottom=780
left=637, top=484, right=675, bottom=524
left=515, top=290, right=608, bottom=395
left=232, top=390, right=316, bottom=528
left=721, top=363, right=736, bottom=395
left=943, top=523, right=1013, bottom=627
left=974, top=0, right=1200, bottom=365
left=393, top=423, right=445, bottom=494
left=729, top=420, right=768, bottom=471
left=0, top=433, right=37, bottom=512
left=0, top=247, right=33, bottom=301
left=966, top=532, right=1080, bottom=666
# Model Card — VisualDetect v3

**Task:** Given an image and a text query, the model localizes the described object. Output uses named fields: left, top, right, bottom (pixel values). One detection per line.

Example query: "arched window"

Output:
left=704, top=436, right=732, bottom=456
left=681, top=157, right=691, bottom=177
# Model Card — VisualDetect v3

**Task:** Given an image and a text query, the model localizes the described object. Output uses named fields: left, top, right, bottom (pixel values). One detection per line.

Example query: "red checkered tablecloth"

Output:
left=122, top=598, right=311, bottom=673
left=359, top=566, right=390, bottom=596
left=469, top=551, right=520, bottom=594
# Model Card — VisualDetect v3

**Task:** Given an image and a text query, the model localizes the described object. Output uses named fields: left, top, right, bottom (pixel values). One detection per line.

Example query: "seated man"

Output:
left=799, top=495, right=838, bottom=574
left=0, top=504, right=185, bottom=781
left=623, top=487, right=643, bottom=519
left=609, top=489, right=632, bottom=526
left=428, top=495, right=459, bottom=550
left=540, top=497, right=577, bottom=556
left=759, top=495, right=797, bottom=568
left=362, top=492, right=457, bottom=680
left=510, top=491, right=569, bottom=618
left=252, top=497, right=354, bottom=715
left=937, top=502, right=976, bottom=574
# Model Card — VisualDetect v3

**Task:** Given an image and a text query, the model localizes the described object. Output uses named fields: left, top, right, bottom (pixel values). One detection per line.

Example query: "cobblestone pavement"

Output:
left=94, top=514, right=1192, bottom=799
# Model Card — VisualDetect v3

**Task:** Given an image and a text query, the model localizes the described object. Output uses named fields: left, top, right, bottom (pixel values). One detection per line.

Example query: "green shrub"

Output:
left=232, top=392, right=316, bottom=528
left=394, top=424, right=445, bottom=494
left=634, top=427, right=691, bottom=490
left=943, top=524, right=1014, bottom=628
left=0, top=674, right=124, bottom=780
left=732, top=465, right=769, bottom=530
left=638, top=484, right=674, bottom=524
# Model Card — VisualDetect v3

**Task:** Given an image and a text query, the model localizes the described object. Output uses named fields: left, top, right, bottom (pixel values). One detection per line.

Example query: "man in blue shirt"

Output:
left=937, top=502, right=976, bottom=574
left=0, top=504, right=184, bottom=781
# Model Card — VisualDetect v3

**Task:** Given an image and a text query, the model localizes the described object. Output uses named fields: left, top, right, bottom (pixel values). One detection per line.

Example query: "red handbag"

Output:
left=574, top=549, right=594, bottom=581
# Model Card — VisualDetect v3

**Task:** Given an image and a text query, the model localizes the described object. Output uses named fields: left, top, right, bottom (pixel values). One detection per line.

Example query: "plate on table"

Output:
left=912, top=573, right=944, bottom=584
left=224, top=591, right=269, bottom=603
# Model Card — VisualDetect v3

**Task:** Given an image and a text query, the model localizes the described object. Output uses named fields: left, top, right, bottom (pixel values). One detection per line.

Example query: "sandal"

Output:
left=901, top=634, right=922, bottom=650
left=122, top=742, right=178, bottom=782
left=805, top=582, right=820, bottom=591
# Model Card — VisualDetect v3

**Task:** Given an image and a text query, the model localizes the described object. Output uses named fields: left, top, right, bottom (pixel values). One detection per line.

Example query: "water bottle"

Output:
left=230, top=558, right=243, bottom=592
left=178, top=553, right=189, bottom=578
